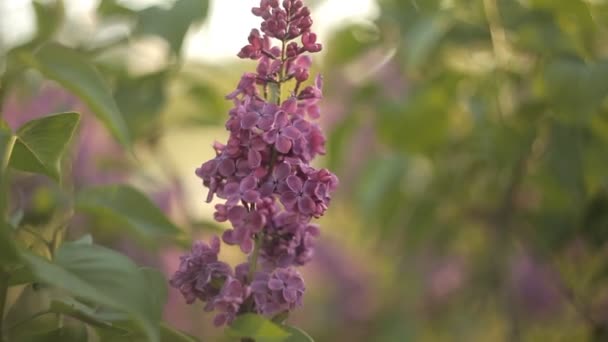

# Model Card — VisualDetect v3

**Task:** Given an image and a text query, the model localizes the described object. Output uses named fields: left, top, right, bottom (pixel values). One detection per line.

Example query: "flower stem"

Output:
left=247, top=233, right=264, bottom=283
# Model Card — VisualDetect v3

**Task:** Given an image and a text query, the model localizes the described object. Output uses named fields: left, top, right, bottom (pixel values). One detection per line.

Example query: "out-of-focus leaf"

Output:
left=183, top=81, right=228, bottom=126
left=0, top=128, right=19, bottom=267
left=136, top=0, right=209, bottom=54
left=32, top=0, right=65, bottom=44
left=377, top=74, right=458, bottom=153
left=20, top=242, right=161, bottom=342
left=96, top=320, right=198, bottom=342
left=226, top=314, right=290, bottom=342
left=8, top=265, right=34, bottom=285
left=527, top=0, right=596, bottom=55
left=0, top=220, right=19, bottom=267
left=97, top=0, right=136, bottom=17
left=159, top=323, right=199, bottom=342
left=75, top=185, right=180, bottom=244
left=283, top=326, right=314, bottom=342
left=9, top=112, right=79, bottom=181
left=50, top=297, right=127, bottom=332
left=544, top=58, right=608, bottom=121
left=16, top=323, right=88, bottom=342
left=19, top=44, right=131, bottom=146
left=581, top=189, right=608, bottom=248
left=405, top=15, right=451, bottom=72
left=327, top=111, right=359, bottom=172
left=140, top=267, right=168, bottom=322
left=114, top=72, right=167, bottom=140
left=72, top=234, right=93, bottom=245
left=355, top=155, right=407, bottom=232
left=325, top=25, right=378, bottom=66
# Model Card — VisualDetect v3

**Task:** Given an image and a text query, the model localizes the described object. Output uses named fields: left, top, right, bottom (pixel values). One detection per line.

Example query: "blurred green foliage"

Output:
left=319, top=0, right=608, bottom=340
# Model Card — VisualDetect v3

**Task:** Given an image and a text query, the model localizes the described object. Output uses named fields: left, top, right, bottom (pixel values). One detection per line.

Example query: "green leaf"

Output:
left=50, top=297, right=128, bottom=332
left=226, top=314, right=290, bottom=342
left=114, top=72, right=167, bottom=139
left=544, top=58, right=608, bottom=121
left=17, top=323, right=88, bottom=342
left=405, top=15, right=451, bottom=72
left=283, top=326, right=314, bottom=342
left=140, top=267, right=168, bottom=322
left=32, top=0, right=65, bottom=44
left=96, top=321, right=199, bottom=342
left=72, top=234, right=93, bottom=245
left=97, top=0, right=136, bottom=17
left=20, top=242, right=161, bottom=342
left=75, top=185, right=180, bottom=244
left=355, top=155, right=407, bottom=232
left=160, top=323, right=199, bottom=342
left=19, top=44, right=130, bottom=146
left=136, top=0, right=209, bottom=54
left=0, top=126, right=16, bottom=178
left=0, top=128, right=19, bottom=267
left=9, top=112, right=79, bottom=181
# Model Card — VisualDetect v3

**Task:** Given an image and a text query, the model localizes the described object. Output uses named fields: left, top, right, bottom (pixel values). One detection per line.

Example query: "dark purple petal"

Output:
left=280, top=192, right=298, bottom=208
left=293, top=119, right=311, bottom=134
left=303, top=180, right=318, bottom=196
left=228, top=206, right=247, bottom=224
left=222, top=230, right=237, bottom=245
left=298, top=196, right=316, bottom=214
left=275, top=111, right=289, bottom=128
left=251, top=137, right=268, bottom=151
left=259, top=182, right=275, bottom=197
left=223, top=182, right=240, bottom=197
left=275, top=135, right=292, bottom=153
left=213, top=314, right=227, bottom=326
left=241, top=113, right=259, bottom=129
left=246, top=211, right=264, bottom=232
left=283, top=288, right=298, bottom=303
left=273, top=162, right=291, bottom=180
left=258, top=116, right=275, bottom=131
left=263, top=130, right=278, bottom=144
left=218, top=159, right=236, bottom=177
left=282, top=126, right=301, bottom=140
left=240, top=176, right=257, bottom=192
left=248, top=149, right=262, bottom=168
left=240, top=238, right=254, bottom=253
left=242, top=190, right=260, bottom=203
left=286, top=175, right=303, bottom=192
left=268, top=279, right=284, bottom=290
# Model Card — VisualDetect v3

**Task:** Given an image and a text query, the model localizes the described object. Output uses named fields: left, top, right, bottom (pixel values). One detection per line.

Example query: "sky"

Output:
left=0, top=0, right=378, bottom=62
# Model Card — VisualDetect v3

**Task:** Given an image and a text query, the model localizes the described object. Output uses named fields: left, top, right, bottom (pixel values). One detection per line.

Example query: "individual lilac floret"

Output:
left=207, top=277, right=251, bottom=326
left=169, top=236, right=232, bottom=304
left=251, top=267, right=305, bottom=316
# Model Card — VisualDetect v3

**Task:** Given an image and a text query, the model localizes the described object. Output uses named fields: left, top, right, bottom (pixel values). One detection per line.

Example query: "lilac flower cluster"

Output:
left=171, top=0, right=337, bottom=326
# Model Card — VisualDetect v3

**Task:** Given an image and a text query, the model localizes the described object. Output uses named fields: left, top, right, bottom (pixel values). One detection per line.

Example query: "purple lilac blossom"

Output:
left=169, top=237, right=232, bottom=304
left=171, top=0, right=338, bottom=326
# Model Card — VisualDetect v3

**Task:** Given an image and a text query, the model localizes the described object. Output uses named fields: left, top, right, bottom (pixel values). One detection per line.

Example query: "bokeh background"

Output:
left=3, top=0, right=608, bottom=341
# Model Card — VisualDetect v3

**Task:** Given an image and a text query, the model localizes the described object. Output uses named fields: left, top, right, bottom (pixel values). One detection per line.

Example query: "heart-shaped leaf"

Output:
left=9, top=112, right=79, bottom=181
